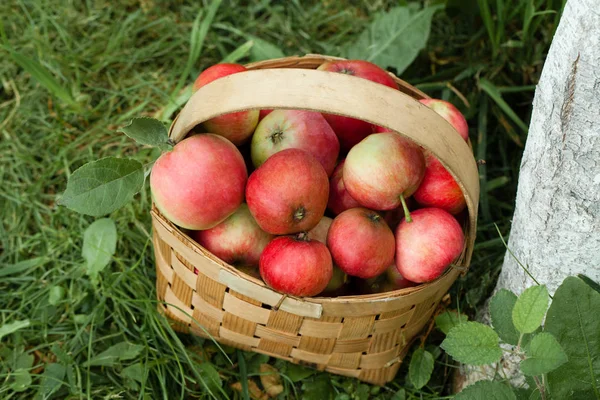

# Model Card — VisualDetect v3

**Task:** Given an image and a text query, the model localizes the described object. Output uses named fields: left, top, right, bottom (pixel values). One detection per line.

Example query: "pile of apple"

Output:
left=150, top=60, right=469, bottom=297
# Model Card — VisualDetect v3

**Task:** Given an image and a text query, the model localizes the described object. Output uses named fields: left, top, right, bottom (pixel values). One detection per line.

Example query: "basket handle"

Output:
left=169, top=68, right=479, bottom=266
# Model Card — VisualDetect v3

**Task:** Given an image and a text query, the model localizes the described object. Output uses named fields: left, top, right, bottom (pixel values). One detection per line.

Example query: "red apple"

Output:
left=260, top=233, right=333, bottom=296
left=251, top=110, right=340, bottom=176
left=193, top=63, right=259, bottom=145
left=259, top=109, right=273, bottom=121
left=246, top=149, right=329, bottom=234
left=307, top=216, right=333, bottom=243
left=412, top=100, right=469, bottom=214
left=192, top=203, right=273, bottom=266
left=151, top=134, right=247, bottom=230
left=395, top=208, right=465, bottom=283
left=317, top=60, right=398, bottom=152
left=344, top=133, right=425, bottom=216
left=328, top=160, right=361, bottom=215
left=418, top=99, right=469, bottom=141
left=413, top=153, right=466, bottom=214
left=327, top=208, right=395, bottom=279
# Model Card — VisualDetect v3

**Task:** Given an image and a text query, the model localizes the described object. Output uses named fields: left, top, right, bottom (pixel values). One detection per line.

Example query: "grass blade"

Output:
left=172, top=0, right=222, bottom=96
left=221, top=40, right=254, bottom=63
left=477, top=95, right=491, bottom=221
left=479, top=78, right=529, bottom=133
left=237, top=350, right=250, bottom=400
left=5, top=47, right=77, bottom=107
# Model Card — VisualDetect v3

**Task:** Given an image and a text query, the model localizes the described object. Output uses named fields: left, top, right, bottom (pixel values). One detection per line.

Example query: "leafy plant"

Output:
left=409, top=275, right=599, bottom=399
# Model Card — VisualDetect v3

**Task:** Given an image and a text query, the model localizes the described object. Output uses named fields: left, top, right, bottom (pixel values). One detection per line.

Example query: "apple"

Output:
left=413, top=153, right=466, bottom=214
left=193, top=63, right=259, bottom=145
left=327, top=207, right=395, bottom=279
left=317, top=60, right=398, bottom=152
left=385, top=264, right=417, bottom=290
left=395, top=208, right=465, bottom=283
left=307, top=216, right=333, bottom=243
left=260, top=233, right=333, bottom=296
left=192, top=203, right=273, bottom=267
left=151, top=134, right=247, bottom=230
left=246, top=149, right=329, bottom=234
left=412, top=100, right=469, bottom=214
left=251, top=110, right=340, bottom=176
left=327, top=160, right=361, bottom=215
left=344, top=133, right=425, bottom=219
left=418, top=99, right=469, bottom=141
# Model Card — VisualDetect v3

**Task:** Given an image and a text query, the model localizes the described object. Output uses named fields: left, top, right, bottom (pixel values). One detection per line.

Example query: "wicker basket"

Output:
left=152, top=54, right=479, bottom=386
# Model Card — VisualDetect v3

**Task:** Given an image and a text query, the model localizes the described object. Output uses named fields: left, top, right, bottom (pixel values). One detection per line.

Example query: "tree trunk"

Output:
left=457, top=0, right=600, bottom=390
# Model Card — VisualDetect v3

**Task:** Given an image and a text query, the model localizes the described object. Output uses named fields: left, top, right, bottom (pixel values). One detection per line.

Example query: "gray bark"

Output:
left=457, top=0, right=600, bottom=391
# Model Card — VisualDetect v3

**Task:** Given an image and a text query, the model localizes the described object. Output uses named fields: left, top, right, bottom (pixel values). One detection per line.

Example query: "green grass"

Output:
left=0, top=0, right=563, bottom=398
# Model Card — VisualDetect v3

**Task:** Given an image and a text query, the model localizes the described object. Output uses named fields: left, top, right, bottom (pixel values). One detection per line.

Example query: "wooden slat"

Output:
left=298, top=320, right=343, bottom=338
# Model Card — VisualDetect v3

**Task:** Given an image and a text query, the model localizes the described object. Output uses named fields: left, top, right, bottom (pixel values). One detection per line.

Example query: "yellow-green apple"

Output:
left=327, top=160, right=361, bottom=215
left=192, top=203, right=273, bottom=267
left=327, top=207, right=395, bottom=279
left=150, top=134, right=247, bottom=230
left=251, top=110, right=340, bottom=176
left=246, top=149, right=329, bottom=234
left=259, top=233, right=333, bottom=296
left=385, top=264, right=417, bottom=290
left=418, top=99, right=469, bottom=141
left=193, top=63, right=259, bottom=145
left=395, top=208, right=464, bottom=283
left=344, top=133, right=425, bottom=220
left=413, top=99, right=469, bottom=214
left=307, top=216, right=333, bottom=243
left=317, top=60, right=398, bottom=152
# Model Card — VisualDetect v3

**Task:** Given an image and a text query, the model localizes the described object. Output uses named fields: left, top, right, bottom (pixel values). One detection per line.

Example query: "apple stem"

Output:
left=400, top=194, right=412, bottom=223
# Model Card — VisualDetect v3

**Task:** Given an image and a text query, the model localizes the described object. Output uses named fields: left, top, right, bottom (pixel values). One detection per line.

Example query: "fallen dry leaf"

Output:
left=231, top=380, right=269, bottom=400
left=259, top=364, right=284, bottom=398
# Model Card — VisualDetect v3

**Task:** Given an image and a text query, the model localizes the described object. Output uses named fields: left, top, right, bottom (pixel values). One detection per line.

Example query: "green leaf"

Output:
left=119, top=117, right=170, bottom=149
left=48, top=286, right=65, bottom=306
left=302, top=374, right=334, bottom=400
left=285, top=363, right=316, bottom=382
left=0, top=257, right=47, bottom=277
left=409, top=348, right=434, bottom=389
left=122, top=363, right=145, bottom=383
left=578, top=274, right=600, bottom=294
left=38, top=363, right=66, bottom=397
left=391, top=388, right=406, bottom=400
left=83, top=341, right=143, bottom=367
left=345, top=4, right=443, bottom=74
left=58, top=157, right=145, bottom=216
left=5, top=48, right=77, bottom=107
left=198, top=363, right=222, bottom=397
left=512, top=285, right=549, bottom=334
left=546, top=276, right=600, bottom=399
left=441, top=322, right=502, bottom=365
left=15, top=353, right=34, bottom=370
left=0, top=319, right=30, bottom=341
left=82, top=218, right=117, bottom=283
left=520, top=332, right=567, bottom=376
left=455, top=380, right=516, bottom=399
left=490, top=289, right=520, bottom=345
left=435, top=310, right=468, bottom=334
left=248, top=37, right=285, bottom=61
left=10, top=369, right=32, bottom=392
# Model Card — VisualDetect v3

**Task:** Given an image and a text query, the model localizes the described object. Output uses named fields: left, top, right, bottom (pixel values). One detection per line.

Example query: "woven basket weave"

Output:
left=152, top=54, right=479, bottom=386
